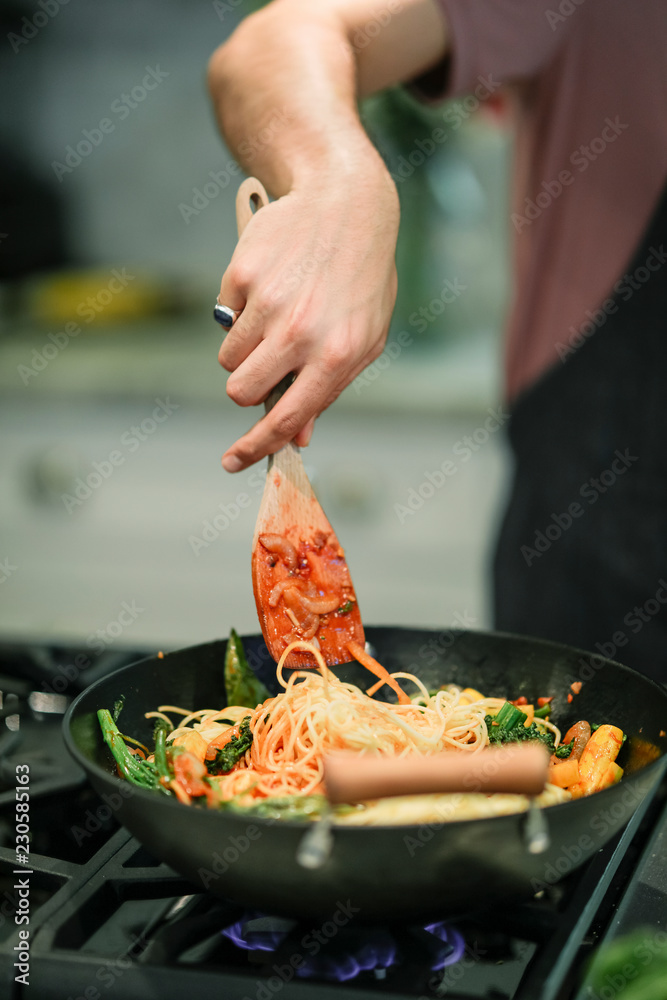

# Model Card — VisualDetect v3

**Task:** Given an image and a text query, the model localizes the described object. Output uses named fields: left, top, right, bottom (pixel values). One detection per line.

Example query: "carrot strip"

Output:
left=205, top=723, right=241, bottom=761
left=346, top=641, right=411, bottom=705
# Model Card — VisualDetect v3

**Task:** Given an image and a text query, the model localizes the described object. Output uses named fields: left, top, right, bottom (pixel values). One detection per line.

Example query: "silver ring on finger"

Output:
left=213, top=303, right=240, bottom=329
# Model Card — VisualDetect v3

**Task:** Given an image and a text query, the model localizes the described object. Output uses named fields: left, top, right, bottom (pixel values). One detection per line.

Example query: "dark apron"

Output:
left=493, top=183, right=667, bottom=685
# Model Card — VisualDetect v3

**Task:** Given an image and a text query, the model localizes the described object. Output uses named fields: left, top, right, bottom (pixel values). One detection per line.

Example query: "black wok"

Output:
left=64, top=627, right=667, bottom=923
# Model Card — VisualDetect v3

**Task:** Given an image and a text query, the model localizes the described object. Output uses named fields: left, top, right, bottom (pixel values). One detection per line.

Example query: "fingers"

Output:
left=217, top=312, right=265, bottom=372
left=221, top=369, right=332, bottom=472
left=216, top=244, right=254, bottom=370
left=217, top=262, right=246, bottom=315
left=225, top=337, right=296, bottom=408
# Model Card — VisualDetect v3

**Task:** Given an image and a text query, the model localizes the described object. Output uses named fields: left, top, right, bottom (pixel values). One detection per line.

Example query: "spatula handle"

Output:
left=235, top=178, right=292, bottom=419
left=323, top=744, right=549, bottom=803
left=236, top=177, right=270, bottom=237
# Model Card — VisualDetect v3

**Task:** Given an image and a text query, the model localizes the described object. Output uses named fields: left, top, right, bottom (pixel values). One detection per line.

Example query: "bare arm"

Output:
left=208, top=0, right=448, bottom=471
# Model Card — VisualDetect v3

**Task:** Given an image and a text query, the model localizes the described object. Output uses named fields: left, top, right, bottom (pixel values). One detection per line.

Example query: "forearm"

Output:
left=206, top=0, right=448, bottom=471
left=207, top=0, right=448, bottom=197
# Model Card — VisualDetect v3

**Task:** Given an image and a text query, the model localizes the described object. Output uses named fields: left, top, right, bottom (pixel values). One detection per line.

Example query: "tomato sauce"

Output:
left=252, top=529, right=364, bottom=667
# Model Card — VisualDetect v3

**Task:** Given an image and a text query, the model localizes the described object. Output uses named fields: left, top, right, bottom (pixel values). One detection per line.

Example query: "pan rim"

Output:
left=62, top=626, right=667, bottom=834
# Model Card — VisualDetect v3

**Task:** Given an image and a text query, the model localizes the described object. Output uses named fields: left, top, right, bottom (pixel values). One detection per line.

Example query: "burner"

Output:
left=221, top=912, right=465, bottom=982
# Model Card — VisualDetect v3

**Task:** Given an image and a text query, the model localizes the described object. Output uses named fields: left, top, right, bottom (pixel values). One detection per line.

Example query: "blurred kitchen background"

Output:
left=0, top=0, right=513, bottom=651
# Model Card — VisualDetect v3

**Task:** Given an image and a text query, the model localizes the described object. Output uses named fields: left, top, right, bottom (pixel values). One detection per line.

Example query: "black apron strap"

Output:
left=494, top=182, right=667, bottom=684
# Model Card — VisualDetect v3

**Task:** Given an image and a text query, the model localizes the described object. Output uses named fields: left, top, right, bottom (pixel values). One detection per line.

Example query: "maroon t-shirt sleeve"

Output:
left=409, top=0, right=667, bottom=401
left=415, top=0, right=580, bottom=98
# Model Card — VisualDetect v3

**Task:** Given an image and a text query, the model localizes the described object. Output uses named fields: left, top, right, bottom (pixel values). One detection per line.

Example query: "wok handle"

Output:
left=323, top=744, right=549, bottom=804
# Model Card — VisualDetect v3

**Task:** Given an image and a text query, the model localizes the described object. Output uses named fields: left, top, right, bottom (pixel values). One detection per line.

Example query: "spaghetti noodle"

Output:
left=161, top=640, right=564, bottom=811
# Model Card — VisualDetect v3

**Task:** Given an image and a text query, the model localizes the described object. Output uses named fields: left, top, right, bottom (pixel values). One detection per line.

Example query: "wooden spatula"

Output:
left=234, top=178, right=365, bottom=668
left=323, top=744, right=550, bottom=803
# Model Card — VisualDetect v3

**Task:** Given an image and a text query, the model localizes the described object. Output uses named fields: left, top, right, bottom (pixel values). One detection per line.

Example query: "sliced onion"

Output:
left=269, top=577, right=304, bottom=607
left=296, top=593, right=341, bottom=615
left=259, top=533, right=297, bottom=570
left=284, top=588, right=319, bottom=639
left=297, top=617, right=319, bottom=640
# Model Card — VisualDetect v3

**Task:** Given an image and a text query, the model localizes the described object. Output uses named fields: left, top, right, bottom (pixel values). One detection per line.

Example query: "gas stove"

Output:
left=0, top=640, right=665, bottom=1000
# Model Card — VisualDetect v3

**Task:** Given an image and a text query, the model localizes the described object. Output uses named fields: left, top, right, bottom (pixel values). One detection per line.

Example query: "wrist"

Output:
left=290, top=129, right=398, bottom=210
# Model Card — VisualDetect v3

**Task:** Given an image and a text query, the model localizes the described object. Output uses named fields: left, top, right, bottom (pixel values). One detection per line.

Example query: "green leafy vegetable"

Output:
left=224, top=629, right=271, bottom=708
left=207, top=716, right=254, bottom=775
left=553, top=740, right=575, bottom=759
left=485, top=701, right=564, bottom=755
left=97, top=709, right=169, bottom=794
left=337, top=601, right=353, bottom=615
left=493, top=701, right=528, bottom=731
left=112, top=696, right=125, bottom=723
left=152, top=718, right=173, bottom=784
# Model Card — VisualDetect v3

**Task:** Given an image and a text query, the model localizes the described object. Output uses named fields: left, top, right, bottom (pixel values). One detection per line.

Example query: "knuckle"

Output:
left=227, top=258, right=254, bottom=294
left=226, top=377, right=255, bottom=407
left=278, top=303, right=316, bottom=353
left=232, top=442, right=257, bottom=467
left=320, top=339, right=349, bottom=374
left=253, top=283, right=283, bottom=318
left=272, top=410, right=302, bottom=441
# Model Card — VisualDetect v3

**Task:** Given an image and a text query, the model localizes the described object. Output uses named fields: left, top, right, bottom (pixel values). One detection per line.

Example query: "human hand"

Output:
left=216, top=160, right=399, bottom=472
